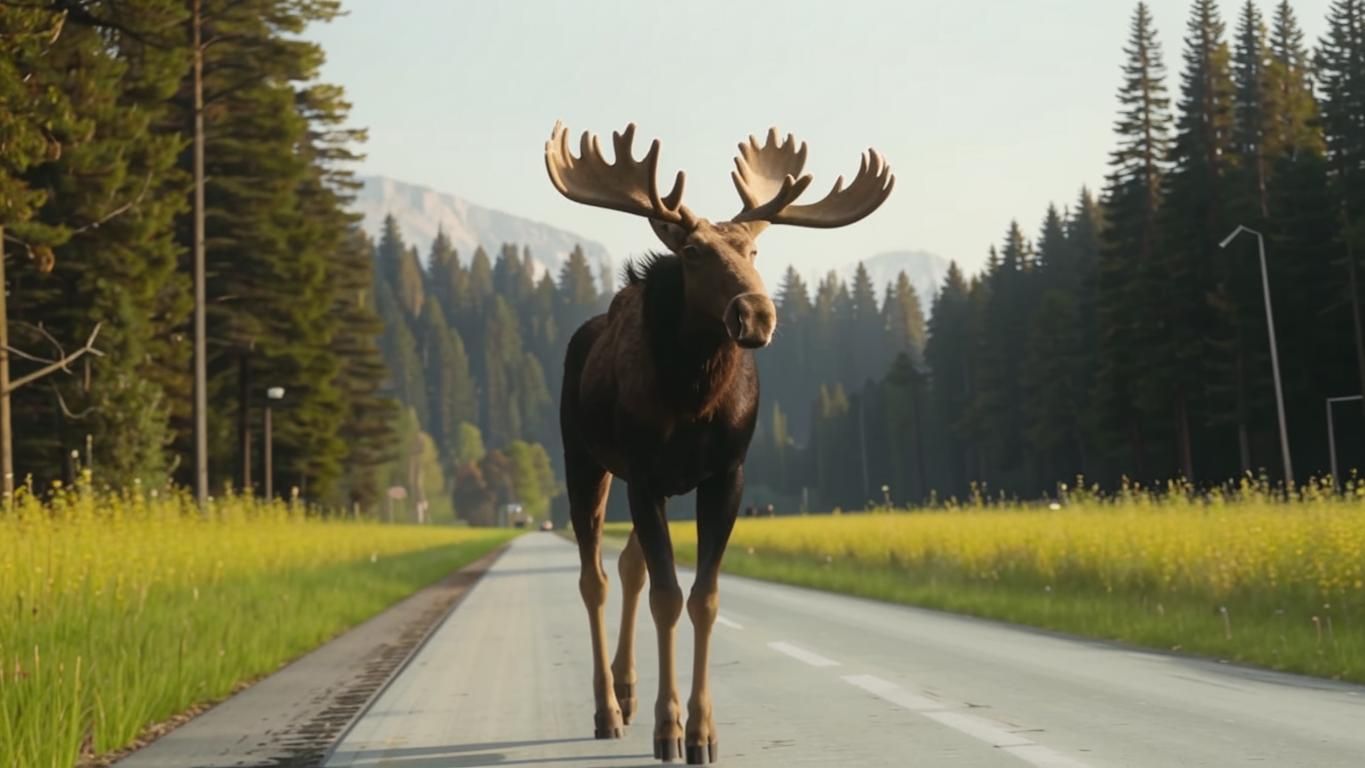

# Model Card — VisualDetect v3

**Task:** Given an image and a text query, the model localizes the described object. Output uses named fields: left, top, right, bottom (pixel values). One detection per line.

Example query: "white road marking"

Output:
left=842, top=674, right=1092, bottom=768
left=767, top=641, right=841, bottom=668
left=1000, top=744, right=1094, bottom=768
left=715, top=614, right=744, bottom=630
left=842, top=674, right=942, bottom=711
left=923, top=710, right=1033, bottom=747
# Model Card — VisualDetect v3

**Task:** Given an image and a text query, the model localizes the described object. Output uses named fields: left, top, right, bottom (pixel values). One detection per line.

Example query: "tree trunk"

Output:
left=1236, top=336, right=1251, bottom=475
left=239, top=352, right=252, bottom=492
left=0, top=229, right=11, bottom=503
left=1176, top=390, right=1195, bottom=482
left=192, top=0, right=210, bottom=504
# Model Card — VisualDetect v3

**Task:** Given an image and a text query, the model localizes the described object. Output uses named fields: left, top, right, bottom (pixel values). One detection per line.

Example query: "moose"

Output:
left=546, top=121, right=893, bottom=764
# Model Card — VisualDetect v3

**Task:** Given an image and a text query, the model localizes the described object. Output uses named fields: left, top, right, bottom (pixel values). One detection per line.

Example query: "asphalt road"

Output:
left=325, top=533, right=1365, bottom=768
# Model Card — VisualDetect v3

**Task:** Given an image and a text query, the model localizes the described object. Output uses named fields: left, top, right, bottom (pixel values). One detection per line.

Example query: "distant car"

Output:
left=540, top=520, right=554, bottom=531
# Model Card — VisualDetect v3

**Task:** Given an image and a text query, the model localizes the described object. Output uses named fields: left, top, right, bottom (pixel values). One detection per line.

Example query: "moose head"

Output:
left=545, top=123, right=895, bottom=349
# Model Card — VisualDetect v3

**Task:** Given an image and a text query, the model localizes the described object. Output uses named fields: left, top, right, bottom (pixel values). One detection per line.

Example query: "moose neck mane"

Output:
left=627, top=253, right=742, bottom=418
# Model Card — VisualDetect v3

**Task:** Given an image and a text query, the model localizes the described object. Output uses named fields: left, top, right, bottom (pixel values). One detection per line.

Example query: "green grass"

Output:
left=602, top=489, right=1365, bottom=684
left=1, top=488, right=516, bottom=768
left=700, top=547, right=1362, bottom=682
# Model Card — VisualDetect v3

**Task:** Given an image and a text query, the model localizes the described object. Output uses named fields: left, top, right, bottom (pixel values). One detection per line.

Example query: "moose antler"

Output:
left=544, top=121, right=693, bottom=226
left=731, top=128, right=894, bottom=228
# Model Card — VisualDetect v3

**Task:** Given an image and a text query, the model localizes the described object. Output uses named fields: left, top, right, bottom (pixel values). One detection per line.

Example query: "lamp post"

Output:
left=1326, top=395, right=1364, bottom=490
left=264, top=387, right=284, bottom=501
left=1219, top=226, right=1294, bottom=488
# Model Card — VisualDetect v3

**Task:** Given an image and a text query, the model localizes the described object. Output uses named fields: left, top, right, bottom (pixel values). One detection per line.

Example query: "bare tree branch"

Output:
left=5, top=323, right=103, bottom=394
left=10, top=319, right=67, bottom=359
left=49, top=383, right=95, bottom=419
left=2, top=172, right=154, bottom=258
left=67, top=173, right=154, bottom=236
left=5, top=345, right=57, bottom=366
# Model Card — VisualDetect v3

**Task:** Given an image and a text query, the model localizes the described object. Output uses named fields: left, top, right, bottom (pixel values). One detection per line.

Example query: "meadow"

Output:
left=0, top=480, right=515, bottom=768
left=608, top=479, right=1365, bottom=683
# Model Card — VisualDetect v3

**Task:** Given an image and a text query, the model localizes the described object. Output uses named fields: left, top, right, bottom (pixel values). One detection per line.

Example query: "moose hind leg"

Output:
left=611, top=530, right=647, bottom=723
left=685, top=467, right=742, bottom=764
left=566, top=452, right=624, bottom=739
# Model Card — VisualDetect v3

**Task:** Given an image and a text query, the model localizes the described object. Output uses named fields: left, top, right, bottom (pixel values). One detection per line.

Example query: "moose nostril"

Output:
left=726, top=294, right=776, bottom=348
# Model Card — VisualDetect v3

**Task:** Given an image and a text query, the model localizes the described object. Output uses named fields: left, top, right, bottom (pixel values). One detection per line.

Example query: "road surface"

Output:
left=325, top=533, right=1365, bottom=767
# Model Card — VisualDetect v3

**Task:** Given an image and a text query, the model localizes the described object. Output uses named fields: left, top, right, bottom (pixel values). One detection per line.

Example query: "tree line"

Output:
left=368, top=215, right=610, bottom=524
left=6, top=0, right=1363, bottom=521
left=745, top=0, right=1365, bottom=511
left=2, top=1, right=398, bottom=510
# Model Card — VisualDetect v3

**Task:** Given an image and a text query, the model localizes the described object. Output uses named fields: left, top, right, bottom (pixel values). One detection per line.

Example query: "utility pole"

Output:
left=264, top=387, right=284, bottom=501
left=192, top=0, right=209, bottom=504
left=1220, top=226, right=1294, bottom=489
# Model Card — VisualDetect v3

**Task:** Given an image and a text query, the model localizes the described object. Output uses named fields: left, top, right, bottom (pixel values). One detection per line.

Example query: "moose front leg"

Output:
left=628, top=483, right=685, bottom=762
left=685, top=467, right=742, bottom=764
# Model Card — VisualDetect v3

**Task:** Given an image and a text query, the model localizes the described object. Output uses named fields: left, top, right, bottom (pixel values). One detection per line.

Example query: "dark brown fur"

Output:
left=562, top=252, right=758, bottom=499
left=561, top=247, right=760, bottom=763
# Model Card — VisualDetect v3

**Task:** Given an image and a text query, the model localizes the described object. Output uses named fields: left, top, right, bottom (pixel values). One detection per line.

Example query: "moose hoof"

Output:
left=615, top=683, right=638, bottom=724
left=685, top=740, right=718, bottom=764
left=654, top=736, right=684, bottom=762
left=594, top=709, right=624, bottom=739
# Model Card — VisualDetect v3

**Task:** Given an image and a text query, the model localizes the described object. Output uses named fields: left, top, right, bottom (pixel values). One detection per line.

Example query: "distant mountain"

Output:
left=351, top=175, right=612, bottom=280
left=836, top=250, right=949, bottom=307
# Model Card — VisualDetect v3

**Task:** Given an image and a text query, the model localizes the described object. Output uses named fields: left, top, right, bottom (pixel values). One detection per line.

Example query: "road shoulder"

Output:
left=111, top=544, right=508, bottom=768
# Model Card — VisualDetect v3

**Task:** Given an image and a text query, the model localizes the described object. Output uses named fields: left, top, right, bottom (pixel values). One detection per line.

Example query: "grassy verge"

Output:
left=602, top=487, right=1365, bottom=683
left=0, top=486, right=516, bottom=768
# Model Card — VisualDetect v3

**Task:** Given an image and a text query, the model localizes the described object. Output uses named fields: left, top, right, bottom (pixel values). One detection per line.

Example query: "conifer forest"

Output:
left=4, top=0, right=1365, bottom=523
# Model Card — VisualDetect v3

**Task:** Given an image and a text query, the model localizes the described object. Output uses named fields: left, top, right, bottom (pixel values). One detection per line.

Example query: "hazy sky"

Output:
left=308, top=0, right=1332, bottom=285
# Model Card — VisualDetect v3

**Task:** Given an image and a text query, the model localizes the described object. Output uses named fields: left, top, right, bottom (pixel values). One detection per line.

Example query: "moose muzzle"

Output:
left=724, top=293, right=777, bottom=349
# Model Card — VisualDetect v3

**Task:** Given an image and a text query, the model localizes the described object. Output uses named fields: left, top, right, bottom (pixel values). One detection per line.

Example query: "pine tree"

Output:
left=847, top=262, right=884, bottom=385
left=419, top=295, right=476, bottom=462
left=482, top=296, right=524, bottom=446
left=157, top=0, right=364, bottom=498
left=9, top=1, right=188, bottom=487
left=883, top=271, right=926, bottom=364
left=1318, top=0, right=1365, bottom=421
left=1097, top=2, right=1174, bottom=478
left=376, top=275, right=429, bottom=429
left=1160, top=0, right=1237, bottom=481
left=427, top=227, right=466, bottom=321
left=0, top=6, right=79, bottom=243
left=1233, top=1, right=1273, bottom=220
left=767, top=266, right=815, bottom=436
left=557, top=244, right=599, bottom=337
left=1065, top=188, right=1105, bottom=477
left=925, top=263, right=974, bottom=494
left=329, top=230, right=397, bottom=511
left=975, top=223, right=1033, bottom=485
left=1021, top=204, right=1090, bottom=489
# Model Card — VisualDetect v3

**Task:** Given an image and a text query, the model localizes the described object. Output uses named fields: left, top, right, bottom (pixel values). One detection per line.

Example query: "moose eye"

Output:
left=681, top=245, right=701, bottom=259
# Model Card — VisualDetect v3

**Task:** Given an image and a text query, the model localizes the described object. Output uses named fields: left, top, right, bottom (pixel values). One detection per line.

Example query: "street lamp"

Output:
left=1219, top=225, right=1294, bottom=488
left=1326, top=395, right=1363, bottom=490
left=264, top=387, right=284, bottom=501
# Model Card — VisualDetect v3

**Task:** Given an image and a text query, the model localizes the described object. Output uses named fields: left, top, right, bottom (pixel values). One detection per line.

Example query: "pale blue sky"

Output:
left=308, top=0, right=1331, bottom=286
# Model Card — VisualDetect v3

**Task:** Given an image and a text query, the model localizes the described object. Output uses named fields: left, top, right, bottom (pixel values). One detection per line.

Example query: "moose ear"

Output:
left=650, top=219, right=691, bottom=253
